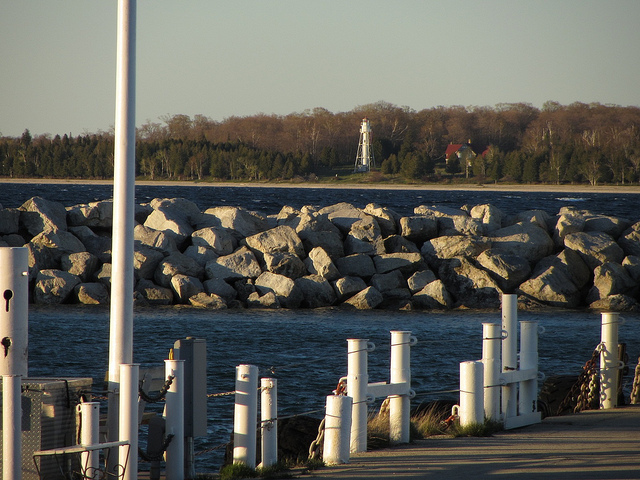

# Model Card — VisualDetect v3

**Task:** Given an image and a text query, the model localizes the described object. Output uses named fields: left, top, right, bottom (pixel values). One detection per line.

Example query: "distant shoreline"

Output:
left=1, top=177, right=640, bottom=194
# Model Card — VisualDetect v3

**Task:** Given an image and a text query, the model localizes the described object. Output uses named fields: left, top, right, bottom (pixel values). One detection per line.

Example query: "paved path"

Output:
left=308, top=405, right=640, bottom=480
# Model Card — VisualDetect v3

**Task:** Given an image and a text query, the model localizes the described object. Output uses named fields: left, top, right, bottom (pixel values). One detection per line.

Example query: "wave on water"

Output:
left=556, top=197, right=588, bottom=202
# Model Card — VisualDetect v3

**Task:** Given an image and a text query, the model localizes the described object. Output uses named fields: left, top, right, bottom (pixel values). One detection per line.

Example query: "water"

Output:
left=27, top=305, right=640, bottom=472
left=0, top=182, right=639, bottom=219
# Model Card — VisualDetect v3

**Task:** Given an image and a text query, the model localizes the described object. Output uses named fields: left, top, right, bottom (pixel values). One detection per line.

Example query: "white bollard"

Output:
left=346, top=339, right=371, bottom=454
left=119, top=364, right=139, bottom=480
left=519, top=322, right=539, bottom=416
left=459, top=361, right=484, bottom=426
left=600, top=312, right=621, bottom=409
left=0, top=247, right=29, bottom=377
left=78, top=402, right=100, bottom=480
left=165, top=360, right=185, bottom=480
left=501, top=294, right=518, bottom=419
left=3, top=374, right=22, bottom=480
left=233, top=364, right=258, bottom=468
left=260, top=378, right=277, bottom=469
left=389, top=331, right=415, bottom=444
left=482, top=323, right=501, bottom=420
left=323, top=395, right=353, bottom=465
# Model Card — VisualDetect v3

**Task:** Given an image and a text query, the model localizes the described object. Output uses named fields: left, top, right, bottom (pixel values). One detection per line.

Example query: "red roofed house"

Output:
left=445, top=140, right=489, bottom=177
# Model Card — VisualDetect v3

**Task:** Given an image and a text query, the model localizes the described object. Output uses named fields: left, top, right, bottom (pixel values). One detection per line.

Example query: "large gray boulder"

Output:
left=421, top=236, right=491, bottom=269
left=363, top=203, right=399, bottom=237
left=412, top=279, right=452, bottom=309
left=476, top=250, right=531, bottom=293
left=189, top=292, right=227, bottom=309
left=0, top=208, right=20, bottom=234
left=438, top=257, right=502, bottom=308
left=135, top=278, right=174, bottom=305
left=61, top=251, right=99, bottom=282
left=34, top=269, right=81, bottom=304
left=191, top=226, right=236, bottom=255
left=564, top=231, right=625, bottom=270
left=134, top=224, right=178, bottom=255
left=510, top=209, right=552, bottom=232
left=28, top=230, right=86, bottom=273
left=407, top=269, right=437, bottom=293
left=304, top=247, right=340, bottom=281
left=171, top=274, right=204, bottom=303
left=332, top=276, right=367, bottom=302
left=584, top=214, right=631, bottom=239
left=618, top=223, right=640, bottom=257
left=298, top=230, right=344, bottom=259
left=295, top=275, right=337, bottom=308
left=205, top=247, right=262, bottom=282
left=255, top=271, right=303, bottom=308
left=144, top=198, right=199, bottom=245
left=489, top=222, right=554, bottom=264
left=203, top=206, right=270, bottom=237
left=469, top=204, right=504, bottom=234
left=133, top=247, right=165, bottom=280
left=532, top=249, right=592, bottom=290
left=518, top=266, right=582, bottom=308
left=67, top=200, right=113, bottom=228
left=399, top=216, right=438, bottom=243
left=70, top=226, right=112, bottom=262
left=183, top=245, right=218, bottom=267
left=75, top=282, right=109, bottom=305
left=586, top=262, right=637, bottom=304
left=370, top=270, right=407, bottom=293
left=203, top=278, right=238, bottom=302
left=154, top=252, right=204, bottom=288
left=373, top=253, right=424, bottom=275
left=623, top=256, right=640, bottom=283
left=343, top=286, right=384, bottom=309
left=335, top=253, right=376, bottom=279
left=263, top=252, right=307, bottom=279
left=19, top=196, right=67, bottom=235
left=553, top=212, right=585, bottom=248
left=295, top=212, right=342, bottom=236
left=384, top=235, right=420, bottom=254
left=319, top=202, right=368, bottom=234
left=589, top=294, right=639, bottom=312
left=245, top=225, right=305, bottom=260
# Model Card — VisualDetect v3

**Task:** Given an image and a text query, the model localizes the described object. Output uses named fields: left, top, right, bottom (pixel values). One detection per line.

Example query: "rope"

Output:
left=195, top=442, right=231, bottom=457
left=630, top=357, right=640, bottom=404
left=207, top=390, right=236, bottom=398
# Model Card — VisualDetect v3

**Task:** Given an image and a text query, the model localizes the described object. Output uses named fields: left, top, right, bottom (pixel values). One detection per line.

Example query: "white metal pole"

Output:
left=519, top=321, right=539, bottom=416
left=459, top=361, right=484, bottom=426
left=165, top=360, right=185, bottom=480
left=119, top=364, right=139, bottom=480
left=260, top=378, right=277, bottom=469
left=3, top=374, right=22, bottom=480
left=233, top=364, right=258, bottom=468
left=600, top=312, right=621, bottom=409
left=501, top=294, right=518, bottom=419
left=482, top=323, right=501, bottom=420
left=347, top=339, right=370, bottom=453
left=108, top=0, right=136, bottom=450
left=389, top=331, right=414, bottom=444
left=323, top=395, right=353, bottom=465
left=78, top=402, right=101, bottom=480
left=0, top=247, right=29, bottom=377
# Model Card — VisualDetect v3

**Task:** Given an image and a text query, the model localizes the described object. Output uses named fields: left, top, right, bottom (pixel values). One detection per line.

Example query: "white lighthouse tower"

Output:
left=354, top=117, right=374, bottom=172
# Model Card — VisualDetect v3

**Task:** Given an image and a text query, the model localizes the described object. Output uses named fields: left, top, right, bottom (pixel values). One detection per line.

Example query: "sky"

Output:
left=2, top=0, right=640, bottom=138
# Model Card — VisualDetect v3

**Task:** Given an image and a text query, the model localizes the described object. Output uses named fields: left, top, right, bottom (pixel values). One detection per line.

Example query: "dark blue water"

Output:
left=27, top=305, right=640, bottom=472
left=1, top=182, right=639, bottom=219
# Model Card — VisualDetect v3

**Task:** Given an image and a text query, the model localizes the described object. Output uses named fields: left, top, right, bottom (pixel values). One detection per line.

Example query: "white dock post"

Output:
left=260, top=378, right=277, bottom=469
left=501, top=294, right=518, bottom=419
left=519, top=322, right=539, bottom=416
left=389, top=331, right=415, bottom=444
left=3, top=374, right=22, bottom=480
left=165, top=360, right=185, bottom=480
left=600, top=312, right=621, bottom=409
left=0, top=247, right=29, bottom=377
left=459, top=361, right=484, bottom=426
left=323, top=395, right=353, bottom=465
left=482, top=323, right=501, bottom=420
left=119, top=364, right=139, bottom=480
left=347, top=339, right=371, bottom=453
left=233, top=364, right=258, bottom=468
left=78, top=402, right=101, bottom=480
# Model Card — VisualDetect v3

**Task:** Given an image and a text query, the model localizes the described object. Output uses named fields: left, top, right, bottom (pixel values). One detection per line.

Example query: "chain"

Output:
left=308, top=418, right=325, bottom=460
left=557, top=348, right=600, bottom=415
left=139, top=375, right=174, bottom=403
left=207, top=390, right=236, bottom=398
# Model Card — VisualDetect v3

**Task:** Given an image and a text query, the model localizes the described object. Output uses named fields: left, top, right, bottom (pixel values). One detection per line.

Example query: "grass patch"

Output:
left=450, top=418, right=503, bottom=437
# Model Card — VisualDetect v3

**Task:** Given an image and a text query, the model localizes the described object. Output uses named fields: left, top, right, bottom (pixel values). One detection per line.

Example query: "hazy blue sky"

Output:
left=2, top=1, right=639, bottom=137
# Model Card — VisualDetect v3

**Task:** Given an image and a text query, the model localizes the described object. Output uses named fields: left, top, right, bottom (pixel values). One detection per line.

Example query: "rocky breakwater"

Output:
left=2, top=195, right=639, bottom=312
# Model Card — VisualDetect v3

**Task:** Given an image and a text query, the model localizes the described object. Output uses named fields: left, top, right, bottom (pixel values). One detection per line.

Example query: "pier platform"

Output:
left=308, top=404, right=640, bottom=480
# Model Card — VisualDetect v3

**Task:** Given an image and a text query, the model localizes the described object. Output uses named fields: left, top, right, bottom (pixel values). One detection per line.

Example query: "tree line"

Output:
left=1, top=101, right=640, bottom=185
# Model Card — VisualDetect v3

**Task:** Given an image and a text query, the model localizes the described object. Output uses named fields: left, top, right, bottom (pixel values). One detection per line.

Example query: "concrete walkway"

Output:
left=308, top=405, right=640, bottom=480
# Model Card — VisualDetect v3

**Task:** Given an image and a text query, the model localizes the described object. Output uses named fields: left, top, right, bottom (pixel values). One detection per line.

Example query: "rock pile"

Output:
left=2, top=196, right=639, bottom=311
